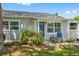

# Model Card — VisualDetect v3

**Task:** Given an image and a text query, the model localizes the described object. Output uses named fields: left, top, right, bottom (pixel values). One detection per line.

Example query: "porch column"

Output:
left=67, top=21, right=70, bottom=39
left=45, top=21, right=47, bottom=40
left=19, top=18, right=21, bottom=41
left=77, top=23, right=79, bottom=39
left=37, top=19, right=39, bottom=32
left=34, top=21, right=36, bottom=31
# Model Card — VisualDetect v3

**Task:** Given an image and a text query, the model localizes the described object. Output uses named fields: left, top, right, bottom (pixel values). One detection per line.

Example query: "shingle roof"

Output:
left=2, top=10, right=66, bottom=20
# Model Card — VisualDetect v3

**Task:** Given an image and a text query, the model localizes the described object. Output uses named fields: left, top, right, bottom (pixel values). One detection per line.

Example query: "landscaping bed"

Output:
left=2, top=29, right=79, bottom=56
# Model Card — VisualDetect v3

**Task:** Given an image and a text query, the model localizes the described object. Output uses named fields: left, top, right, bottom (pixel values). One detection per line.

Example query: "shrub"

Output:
left=20, top=29, right=44, bottom=45
left=67, top=38, right=76, bottom=42
left=52, top=37, right=59, bottom=43
left=61, top=39, right=64, bottom=42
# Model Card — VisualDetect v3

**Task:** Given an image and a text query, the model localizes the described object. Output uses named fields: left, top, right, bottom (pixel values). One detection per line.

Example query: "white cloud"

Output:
left=65, top=10, right=77, bottom=14
left=65, top=11, right=71, bottom=14
left=72, top=10, right=77, bottom=13
left=17, top=3, right=32, bottom=6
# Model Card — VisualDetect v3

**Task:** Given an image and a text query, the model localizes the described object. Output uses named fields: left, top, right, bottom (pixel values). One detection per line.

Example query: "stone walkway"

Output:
left=44, top=41, right=79, bottom=46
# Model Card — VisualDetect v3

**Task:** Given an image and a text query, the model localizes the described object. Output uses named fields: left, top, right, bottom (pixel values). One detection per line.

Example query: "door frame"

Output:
left=39, top=22, right=45, bottom=37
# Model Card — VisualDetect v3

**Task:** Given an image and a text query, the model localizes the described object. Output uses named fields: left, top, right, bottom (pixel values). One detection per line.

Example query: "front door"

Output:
left=39, top=22, right=45, bottom=37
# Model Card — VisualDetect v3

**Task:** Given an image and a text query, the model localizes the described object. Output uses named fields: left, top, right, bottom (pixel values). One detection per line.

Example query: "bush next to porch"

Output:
left=52, top=37, right=59, bottom=43
left=52, top=38, right=64, bottom=43
left=20, top=29, right=44, bottom=45
left=66, top=38, right=76, bottom=42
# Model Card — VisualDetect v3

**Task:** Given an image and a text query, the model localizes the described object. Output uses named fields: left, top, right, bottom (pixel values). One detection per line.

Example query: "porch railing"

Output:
left=3, top=30, right=20, bottom=42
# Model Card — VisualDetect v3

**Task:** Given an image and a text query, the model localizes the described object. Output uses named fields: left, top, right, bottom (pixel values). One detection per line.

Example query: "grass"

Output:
left=2, top=43, right=79, bottom=56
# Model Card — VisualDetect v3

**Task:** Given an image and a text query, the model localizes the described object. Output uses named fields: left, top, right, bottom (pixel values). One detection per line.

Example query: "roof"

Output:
left=2, top=10, right=66, bottom=20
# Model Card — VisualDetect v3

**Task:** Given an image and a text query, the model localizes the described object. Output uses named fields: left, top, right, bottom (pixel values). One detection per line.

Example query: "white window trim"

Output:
left=10, top=20, right=19, bottom=31
left=3, top=20, right=9, bottom=31
left=47, top=23, right=54, bottom=33
left=47, top=22, right=61, bottom=34
left=70, top=23, right=78, bottom=31
left=3, top=20, right=20, bottom=31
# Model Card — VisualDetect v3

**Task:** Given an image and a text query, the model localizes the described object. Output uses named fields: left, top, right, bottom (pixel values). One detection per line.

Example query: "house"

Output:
left=2, top=10, right=79, bottom=42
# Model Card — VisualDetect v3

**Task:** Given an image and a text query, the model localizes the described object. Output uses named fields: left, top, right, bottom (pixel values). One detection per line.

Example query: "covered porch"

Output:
left=34, top=18, right=79, bottom=42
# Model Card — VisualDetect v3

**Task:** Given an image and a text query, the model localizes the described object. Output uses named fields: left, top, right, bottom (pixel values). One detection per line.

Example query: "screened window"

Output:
left=47, top=23, right=53, bottom=32
left=3, top=21, right=19, bottom=30
left=10, top=21, right=19, bottom=30
left=3, top=21, right=9, bottom=30
left=55, top=23, right=61, bottom=32
left=47, top=23, right=61, bottom=33
left=70, top=23, right=77, bottom=30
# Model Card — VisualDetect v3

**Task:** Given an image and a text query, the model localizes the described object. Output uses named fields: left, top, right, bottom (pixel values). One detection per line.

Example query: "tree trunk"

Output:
left=0, top=3, right=4, bottom=55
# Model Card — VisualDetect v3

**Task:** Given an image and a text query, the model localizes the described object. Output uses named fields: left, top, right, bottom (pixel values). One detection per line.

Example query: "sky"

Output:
left=2, top=3, right=79, bottom=19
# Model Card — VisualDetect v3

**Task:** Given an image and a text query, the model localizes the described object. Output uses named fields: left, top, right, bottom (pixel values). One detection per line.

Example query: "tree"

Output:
left=74, top=16, right=79, bottom=20
left=0, top=3, right=4, bottom=54
left=55, top=13, right=58, bottom=16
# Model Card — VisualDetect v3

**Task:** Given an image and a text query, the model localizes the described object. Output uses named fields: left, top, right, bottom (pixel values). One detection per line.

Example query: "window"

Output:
left=47, top=23, right=53, bottom=32
left=55, top=23, right=61, bottom=32
left=3, top=21, right=19, bottom=30
left=3, top=21, right=9, bottom=30
left=10, top=21, right=19, bottom=30
left=70, top=23, right=77, bottom=30
left=47, top=23, right=61, bottom=33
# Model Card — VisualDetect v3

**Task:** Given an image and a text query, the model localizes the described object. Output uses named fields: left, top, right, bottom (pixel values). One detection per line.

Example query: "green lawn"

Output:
left=2, top=44, right=79, bottom=56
